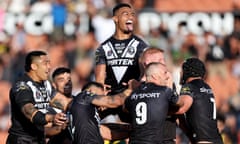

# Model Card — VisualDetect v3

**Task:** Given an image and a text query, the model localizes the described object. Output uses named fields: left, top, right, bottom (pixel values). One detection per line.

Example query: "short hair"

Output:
left=141, top=47, right=164, bottom=58
left=145, top=62, right=165, bottom=77
left=24, top=50, right=47, bottom=72
left=82, top=81, right=104, bottom=91
left=112, top=3, right=132, bottom=16
left=52, top=67, right=71, bottom=80
left=139, top=47, right=165, bottom=64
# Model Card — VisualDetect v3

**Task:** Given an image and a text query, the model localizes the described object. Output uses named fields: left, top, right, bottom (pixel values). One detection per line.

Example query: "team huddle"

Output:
left=6, top=3, right=223, bottom=144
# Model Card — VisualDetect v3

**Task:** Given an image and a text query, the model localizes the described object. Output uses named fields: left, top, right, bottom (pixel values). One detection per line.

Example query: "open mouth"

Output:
left=126, top=20, right=133, bottom=31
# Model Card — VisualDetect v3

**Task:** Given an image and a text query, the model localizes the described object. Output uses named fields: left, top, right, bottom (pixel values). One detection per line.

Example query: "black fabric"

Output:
left=162, top=115, right=177, bottom=143
left=47, top=107, right=74, bottom=144
left=47, top=128, right=73, bottom=144
left=95, top=35, right=148, bottom=95
left=6, top=133, right=45, bottom=144
left=8, top=73, right=51, bottom=140
left=95, top=35, right=148, bottom=122
left=180, top=79, right=223, bottom=143
left=70, top=91, right=103, bottom=144
left=32, top=111, right=48, bottom=125
left=124, top=83, right=175, bottom=144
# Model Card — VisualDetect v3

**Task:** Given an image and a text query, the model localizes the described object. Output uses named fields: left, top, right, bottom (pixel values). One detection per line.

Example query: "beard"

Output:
left=123, top=30, right=132, bottom=34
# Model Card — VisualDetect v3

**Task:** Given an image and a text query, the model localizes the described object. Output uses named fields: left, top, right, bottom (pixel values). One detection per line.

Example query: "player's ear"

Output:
left=112, top=16, right=118, bottom=23
left=31, top=63, right=38, bottom=71
left=151, top=74, right=158, bottom=81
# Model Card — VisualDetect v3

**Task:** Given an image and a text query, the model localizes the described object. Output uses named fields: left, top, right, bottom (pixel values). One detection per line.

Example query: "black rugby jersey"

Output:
left=180, top=79, right=223, bottom=144
left=95, top=35, right=148, bottom=94
left=47, top=107, right=73, bottom=144
left=8, top=73, right=53, bottom=139
left=124, top=83, right=176, bottom=144
left=70, top=91, right=103, bottom=144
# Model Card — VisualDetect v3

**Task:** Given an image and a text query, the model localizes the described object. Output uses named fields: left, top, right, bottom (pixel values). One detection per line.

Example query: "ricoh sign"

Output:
left=138, top=11, right=234, bottom=36
left=3, top=10, right=234, bottom=36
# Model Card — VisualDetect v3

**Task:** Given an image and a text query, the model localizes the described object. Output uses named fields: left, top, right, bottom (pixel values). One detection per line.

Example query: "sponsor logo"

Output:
left=127, top=46, right=135, bottom=55
left=200, top=87, right=213, bottom=94
left=107, top=58, right=134, bottom=66
left=131, top=92, right=161, bottom=100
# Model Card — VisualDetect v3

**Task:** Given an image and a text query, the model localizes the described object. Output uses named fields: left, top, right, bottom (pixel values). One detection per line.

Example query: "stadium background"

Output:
left=0, top=0, right=240, bottom=143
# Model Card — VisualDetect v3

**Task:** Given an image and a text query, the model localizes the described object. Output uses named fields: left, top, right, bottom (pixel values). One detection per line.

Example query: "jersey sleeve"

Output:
left=95, top=46, right=106, bottom=65
left=75, top=91, right=97, bottom=105
left=180, top=84, right=194, bottom=98
left=140, top=41, right=148, bottom=51
left=13, top=81, right=34, bottom=108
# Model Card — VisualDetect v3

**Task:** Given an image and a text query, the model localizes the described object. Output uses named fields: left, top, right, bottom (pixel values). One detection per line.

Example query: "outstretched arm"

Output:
left=91, top=88, right=132, bottom=108
left=92, top=79, right=139, bottom=108
left=50, top=92, right=73, bottom=112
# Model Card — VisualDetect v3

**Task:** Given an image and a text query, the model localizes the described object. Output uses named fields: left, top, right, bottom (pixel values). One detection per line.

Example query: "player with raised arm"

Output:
left=176, top=57, right=223, bottom=144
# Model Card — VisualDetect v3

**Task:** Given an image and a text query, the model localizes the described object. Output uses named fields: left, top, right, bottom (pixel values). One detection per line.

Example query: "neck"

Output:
left=113, top=30, right=132, bottom=40
left=27, top=72, right=42, bottom=83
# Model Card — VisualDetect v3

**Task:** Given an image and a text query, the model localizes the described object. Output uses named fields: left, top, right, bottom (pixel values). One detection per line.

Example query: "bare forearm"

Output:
left=22, top=103, right=38, bottom=120
left=106, top=89, right=132, bottom=107
left=95, top=64, right=106, bottom=84
left=50, top=92, right=73, bottom=112
left=22, top=103, right=54, bottom=125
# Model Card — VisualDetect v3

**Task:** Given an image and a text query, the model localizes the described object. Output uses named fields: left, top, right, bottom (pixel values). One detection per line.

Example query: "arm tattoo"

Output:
left=117, top=93, right=125, bottom=98
left=22, top=103, right=38, bottom=120
left=110, top=96, right=115, bottom=103
left=94, top=95, right=102, bottom=100
left=107, top=95, right=122, bottom=106
left=50, top=99, right=64, bottom=110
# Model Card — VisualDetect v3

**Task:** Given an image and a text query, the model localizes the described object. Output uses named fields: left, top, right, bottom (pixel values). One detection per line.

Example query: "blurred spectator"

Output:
left=64, top=35, right=78, bottom=69
left=169, top=23, right=188, bottom=63
left=90, top=0, right=115, bottom=43
left=0, top=8, right=5, bottom=31
left=223, top=32, right=240, bottom=60
left=9, top=22, right=26, bottom=56
left=217, top=113, right=233, bottom=144
left=145, top=23, right=169, bottom=51
left=51, top=0, right=67, bottom=42
left=0, top=32, right=10, bottom=55
left=48, top=41, right=68, bottom=71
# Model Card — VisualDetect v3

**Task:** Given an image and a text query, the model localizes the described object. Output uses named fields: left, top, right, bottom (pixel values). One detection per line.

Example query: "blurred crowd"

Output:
left=0, top=0, right=240, bottom=143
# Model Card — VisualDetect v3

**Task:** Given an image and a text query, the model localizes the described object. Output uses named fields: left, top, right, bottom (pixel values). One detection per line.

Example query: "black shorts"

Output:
left=6, top=133, right=45, bottom=144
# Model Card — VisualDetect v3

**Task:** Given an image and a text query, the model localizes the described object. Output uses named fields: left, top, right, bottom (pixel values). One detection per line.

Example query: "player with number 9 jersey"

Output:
left=124, top=82, right=177, bottom=144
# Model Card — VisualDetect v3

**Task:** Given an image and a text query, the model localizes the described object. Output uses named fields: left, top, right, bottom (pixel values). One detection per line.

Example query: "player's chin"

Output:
left=123, top=30, right=133, bottom=34
left=42, top=75, right=49, bottom=81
